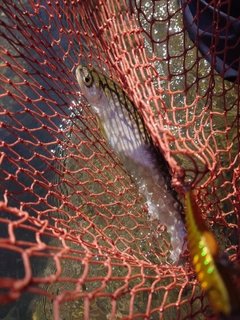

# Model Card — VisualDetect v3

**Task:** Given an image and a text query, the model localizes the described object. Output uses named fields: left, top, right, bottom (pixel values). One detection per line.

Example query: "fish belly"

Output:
left=124, top=146, right=186, bottom=262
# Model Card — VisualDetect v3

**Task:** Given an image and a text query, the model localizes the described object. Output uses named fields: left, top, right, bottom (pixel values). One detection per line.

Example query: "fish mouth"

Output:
left=75, top=65, right=82, bottom=82
left=76, top=65, right=86, bottom=91
left=76, top=64, right=84, bottom=73
left=76, top=64, right=89, bottom=77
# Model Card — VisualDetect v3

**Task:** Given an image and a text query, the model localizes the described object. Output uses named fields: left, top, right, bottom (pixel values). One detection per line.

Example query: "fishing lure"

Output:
left=185, top=190, right=239, bottom=316
left=76, top=64, right=186, bottom=262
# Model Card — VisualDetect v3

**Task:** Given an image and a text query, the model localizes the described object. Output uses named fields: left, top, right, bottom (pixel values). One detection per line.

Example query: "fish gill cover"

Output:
left=0, top=0, right=239, bottom=319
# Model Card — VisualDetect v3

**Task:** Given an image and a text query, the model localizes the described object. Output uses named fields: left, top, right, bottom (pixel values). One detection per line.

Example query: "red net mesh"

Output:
left=0, top=0, right=239, bottom=319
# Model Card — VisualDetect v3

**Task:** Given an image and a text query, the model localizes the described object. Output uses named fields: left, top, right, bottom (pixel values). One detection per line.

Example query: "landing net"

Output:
left=0, top=1, right=239, bottom=319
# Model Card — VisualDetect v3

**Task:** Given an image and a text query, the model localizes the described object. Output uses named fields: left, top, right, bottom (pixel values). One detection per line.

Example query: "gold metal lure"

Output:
left=185, top=191, right=235, bottom=315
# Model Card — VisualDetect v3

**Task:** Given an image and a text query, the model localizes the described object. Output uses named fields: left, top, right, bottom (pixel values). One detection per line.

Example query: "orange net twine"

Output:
left=0, top=0, right=239, bottom=319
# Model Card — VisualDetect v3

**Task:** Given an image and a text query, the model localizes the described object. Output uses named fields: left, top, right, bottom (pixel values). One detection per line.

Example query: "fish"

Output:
left=185, top=190, right=240, bottom=316
left=76, top=64, right=186, bottom=262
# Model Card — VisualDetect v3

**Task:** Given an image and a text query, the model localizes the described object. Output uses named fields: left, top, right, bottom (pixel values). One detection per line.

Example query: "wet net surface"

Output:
left=0, top=0, right=239, bottom=319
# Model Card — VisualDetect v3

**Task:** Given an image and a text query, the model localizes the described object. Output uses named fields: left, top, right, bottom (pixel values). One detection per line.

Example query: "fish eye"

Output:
left=83, top=74, right=93, bottom=87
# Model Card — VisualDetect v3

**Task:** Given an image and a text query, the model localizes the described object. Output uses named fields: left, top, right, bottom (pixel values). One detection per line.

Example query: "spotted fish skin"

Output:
left=185, top=191, right=233, bottom=315
left=76, top=64, right=186, bottom=262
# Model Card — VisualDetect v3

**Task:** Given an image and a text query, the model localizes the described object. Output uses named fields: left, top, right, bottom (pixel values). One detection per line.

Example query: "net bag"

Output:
left=0, top=0, right=239, bottom=319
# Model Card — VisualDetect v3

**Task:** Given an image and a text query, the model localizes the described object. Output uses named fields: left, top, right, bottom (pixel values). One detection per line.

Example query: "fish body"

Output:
left=185, top=191, right=240, bottom=316
left=76, top=64, right=186, bottom=262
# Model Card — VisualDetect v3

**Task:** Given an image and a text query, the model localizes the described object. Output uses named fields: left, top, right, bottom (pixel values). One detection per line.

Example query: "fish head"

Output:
left=76, top=65, right=104, bottom=106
